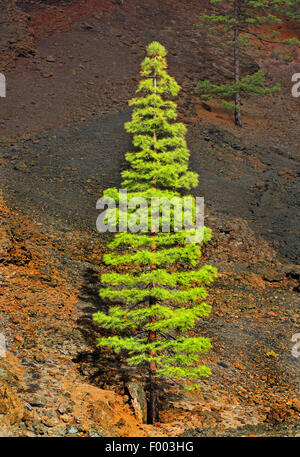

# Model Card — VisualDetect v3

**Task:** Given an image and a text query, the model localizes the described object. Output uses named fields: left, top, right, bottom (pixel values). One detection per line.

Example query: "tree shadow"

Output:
left=79, top=266, right=104, bottom=310
left=74, top=266, right=184, bottom=409
left=74, top=266, right=136, bottom=391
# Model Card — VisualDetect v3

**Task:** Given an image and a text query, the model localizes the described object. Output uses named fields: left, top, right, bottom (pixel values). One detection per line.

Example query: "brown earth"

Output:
left=0, top=0, right=299, bottom=437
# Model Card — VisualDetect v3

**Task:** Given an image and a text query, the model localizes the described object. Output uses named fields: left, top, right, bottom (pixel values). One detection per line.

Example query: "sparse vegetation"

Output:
left=197, top=0, right=300, bottom=127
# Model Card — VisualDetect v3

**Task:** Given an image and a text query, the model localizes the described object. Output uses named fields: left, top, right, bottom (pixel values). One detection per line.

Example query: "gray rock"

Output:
left=126, top=381, right=147, bottom=424
left=0, top=368, right=8, bottom=379
left=57, top=402, right=70, bottom=415
left=253, top=261, right=285, bottom=282
left=88, top=427, right=102, bottom=437
left=14, top=160, right=28, bottom=172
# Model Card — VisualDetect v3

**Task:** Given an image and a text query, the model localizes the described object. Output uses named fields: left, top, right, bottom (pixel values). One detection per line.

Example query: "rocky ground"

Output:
left=0, top=0, right=299, bottom=437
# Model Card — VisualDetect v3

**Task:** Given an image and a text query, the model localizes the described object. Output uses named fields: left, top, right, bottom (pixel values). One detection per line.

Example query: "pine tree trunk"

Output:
left=148, top=328, right=159, bottom=424
left=147, top=65, right=159, bottom=425
left=148, top=261, right=159, bottom=423
left=148, top=233, right=159, bottom=424
left=234, top=0, right=242, bottom=127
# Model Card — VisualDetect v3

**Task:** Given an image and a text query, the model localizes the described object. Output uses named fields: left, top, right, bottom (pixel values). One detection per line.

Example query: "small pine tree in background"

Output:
left=197, top=0, right=300, bottom=127
left=93, top=42, right=217, bottom=424
left=273, top=0, right=300, bottom=21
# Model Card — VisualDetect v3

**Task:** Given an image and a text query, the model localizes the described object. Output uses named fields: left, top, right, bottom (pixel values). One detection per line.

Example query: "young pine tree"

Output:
left=273, top=0, right=300, bottom=21
left=93, top=42, right=217, bottom=424
left=198, top=0, right=291, bottom=127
